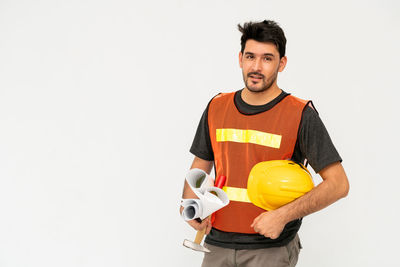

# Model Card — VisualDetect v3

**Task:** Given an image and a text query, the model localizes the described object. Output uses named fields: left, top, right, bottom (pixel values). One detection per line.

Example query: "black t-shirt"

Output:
left=190, top=89, right=342, bottom=249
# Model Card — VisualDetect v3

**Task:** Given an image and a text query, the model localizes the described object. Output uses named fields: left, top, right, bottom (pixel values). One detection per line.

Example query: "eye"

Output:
left=264, top=57, right=272, bottom=61
left=245, top=55, right=254, bottom=59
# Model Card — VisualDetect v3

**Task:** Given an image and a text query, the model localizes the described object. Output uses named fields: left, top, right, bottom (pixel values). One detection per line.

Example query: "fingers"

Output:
left=205, top=217, right=212, bottom=234
left=251, top=220, right=279, bottom=239
left=253, top=223, right=263, bottom=235
left=187, top=217, right=211, bottom=231
left=187, top=219, right=202, bottom=230
left=199, top=217, right=212, bottom=234
left=251, top=214, right=261, bottom=228
left=253, top=225, right=280, bottom=240
left=263, top=233, right=278, bottom=239
left=253, top=225, right=279, bottom=239
left=269, top=233, right=278, bottom=239
left=253, top=226, right=277, bottom=239
left=199, top=218, right=209, bottom=230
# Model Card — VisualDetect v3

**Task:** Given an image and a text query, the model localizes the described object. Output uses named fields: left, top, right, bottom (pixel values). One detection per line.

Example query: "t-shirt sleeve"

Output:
left=298, top=105, right=342, bottom=173
left=189, top=103, right=214, bottom=161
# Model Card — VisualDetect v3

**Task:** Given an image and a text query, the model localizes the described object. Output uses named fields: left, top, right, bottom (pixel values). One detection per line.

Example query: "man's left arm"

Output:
left=251, top=161, right=349, bottom=239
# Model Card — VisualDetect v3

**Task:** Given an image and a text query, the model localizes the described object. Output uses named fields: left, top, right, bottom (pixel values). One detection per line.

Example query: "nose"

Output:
left=251, top=58, right=262, bottom=72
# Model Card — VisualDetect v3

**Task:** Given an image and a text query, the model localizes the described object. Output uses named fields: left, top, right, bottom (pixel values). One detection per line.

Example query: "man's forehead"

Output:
left=244, top=40, right=279, bottom=55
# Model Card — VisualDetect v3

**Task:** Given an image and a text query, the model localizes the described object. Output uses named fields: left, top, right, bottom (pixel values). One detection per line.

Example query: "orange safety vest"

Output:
left=208, top=92, right=308, bottom=234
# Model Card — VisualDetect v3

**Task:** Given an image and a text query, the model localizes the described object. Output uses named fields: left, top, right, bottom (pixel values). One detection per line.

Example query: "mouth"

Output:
left=248, top=74, right=264, bottom=80
left=248, top=74, right=264, bottom=83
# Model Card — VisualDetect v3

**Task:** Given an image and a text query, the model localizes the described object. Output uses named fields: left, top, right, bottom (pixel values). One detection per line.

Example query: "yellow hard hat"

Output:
left=247, top=160, right=314, bottom=211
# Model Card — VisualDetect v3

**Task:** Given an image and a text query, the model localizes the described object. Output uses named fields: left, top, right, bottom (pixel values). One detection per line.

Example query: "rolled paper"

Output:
left=181, top=170, right=229, bottom=221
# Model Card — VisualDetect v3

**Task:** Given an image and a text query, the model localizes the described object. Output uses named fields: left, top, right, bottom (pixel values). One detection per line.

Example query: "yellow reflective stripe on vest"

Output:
left=216, top=128, right=281, bottom=149
left=222, top=186, right=252, bottom=203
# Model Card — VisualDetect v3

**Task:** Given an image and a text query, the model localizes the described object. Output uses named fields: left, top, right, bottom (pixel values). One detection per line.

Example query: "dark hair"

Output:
left=238, top=20, right=286, bottom=58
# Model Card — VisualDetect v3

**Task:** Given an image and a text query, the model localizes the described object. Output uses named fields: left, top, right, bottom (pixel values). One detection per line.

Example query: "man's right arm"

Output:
left=180, top=156, right=214, bottom=234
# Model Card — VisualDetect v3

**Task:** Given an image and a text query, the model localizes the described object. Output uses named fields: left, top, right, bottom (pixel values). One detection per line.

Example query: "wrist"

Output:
left=274, top=207, right=290, bottom=225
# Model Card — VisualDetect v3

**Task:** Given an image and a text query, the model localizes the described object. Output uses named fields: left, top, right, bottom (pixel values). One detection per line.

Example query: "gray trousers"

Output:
left=201, top=234, right=302, bottom=267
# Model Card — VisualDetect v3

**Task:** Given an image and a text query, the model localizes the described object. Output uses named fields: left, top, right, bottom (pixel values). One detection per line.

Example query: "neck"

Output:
left=241, top=84, right=282, bottom=106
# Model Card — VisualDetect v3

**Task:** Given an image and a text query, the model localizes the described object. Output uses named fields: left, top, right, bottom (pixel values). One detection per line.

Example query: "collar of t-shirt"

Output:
left=234, top=89, right=290, bottom=115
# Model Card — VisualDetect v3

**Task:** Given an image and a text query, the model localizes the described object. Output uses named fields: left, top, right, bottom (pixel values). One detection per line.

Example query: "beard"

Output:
left=243, top=68, right=278, bottom=93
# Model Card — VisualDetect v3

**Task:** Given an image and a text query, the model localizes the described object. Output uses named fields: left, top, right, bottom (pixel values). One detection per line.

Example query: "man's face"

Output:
left=239, top=39, right=287, bottom=93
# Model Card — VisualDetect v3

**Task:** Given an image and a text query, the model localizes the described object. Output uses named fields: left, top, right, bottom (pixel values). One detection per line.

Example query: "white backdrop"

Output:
left=0, top=0, right=399, bottom=266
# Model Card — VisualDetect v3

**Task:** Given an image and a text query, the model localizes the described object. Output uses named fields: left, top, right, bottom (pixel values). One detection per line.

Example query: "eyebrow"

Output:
left=244, top=52, right=275, bottom=57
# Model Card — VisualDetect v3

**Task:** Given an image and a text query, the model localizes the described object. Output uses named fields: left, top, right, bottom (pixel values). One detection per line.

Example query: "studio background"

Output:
left=0, top=0, right=399, bottom=266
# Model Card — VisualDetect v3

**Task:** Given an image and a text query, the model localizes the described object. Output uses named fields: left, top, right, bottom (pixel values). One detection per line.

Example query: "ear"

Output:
left=239, top=51, right=243, bottom=68
left=278, top=56, right=287, bottom=72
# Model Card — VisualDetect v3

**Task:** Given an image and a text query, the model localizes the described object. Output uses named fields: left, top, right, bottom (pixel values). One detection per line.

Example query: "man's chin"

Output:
left=246, top=85, right=267, bottom=93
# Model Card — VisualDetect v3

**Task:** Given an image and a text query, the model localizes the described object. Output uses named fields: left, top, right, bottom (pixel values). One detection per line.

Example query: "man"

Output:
left=180, top=20, right=349, bottom=267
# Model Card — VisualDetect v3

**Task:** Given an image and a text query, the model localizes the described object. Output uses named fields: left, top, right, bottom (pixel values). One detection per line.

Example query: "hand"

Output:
left=251, top=210, right=286, bottom=239
left=180, top=205, right=212, bottom=234
left=187, top=216, right=212, bottom=235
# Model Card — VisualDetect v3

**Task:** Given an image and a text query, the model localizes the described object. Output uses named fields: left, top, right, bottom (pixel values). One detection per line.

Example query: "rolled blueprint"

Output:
left=181, top=199, right=202, bottom=221
left=185, top=168, right=214, bottom=197
left=181, top=169, right=229, bottom=221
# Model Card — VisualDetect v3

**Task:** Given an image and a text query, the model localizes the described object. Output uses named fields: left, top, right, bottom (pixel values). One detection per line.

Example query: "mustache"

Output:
left=247, top=72, right=265, bottom=78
